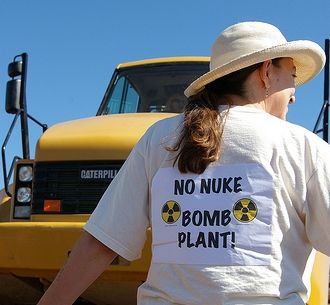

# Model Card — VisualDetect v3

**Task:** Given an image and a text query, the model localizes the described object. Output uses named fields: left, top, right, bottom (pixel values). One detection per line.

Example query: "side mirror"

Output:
left=6, top=79, right=21, bottom=114
left=5, top=60, right=23, bottom=114
left=8, top=61, right=22, bottom=78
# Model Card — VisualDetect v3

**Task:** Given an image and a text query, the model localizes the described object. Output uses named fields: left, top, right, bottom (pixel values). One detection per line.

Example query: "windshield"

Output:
left=99, top=61, right=209, bottom=115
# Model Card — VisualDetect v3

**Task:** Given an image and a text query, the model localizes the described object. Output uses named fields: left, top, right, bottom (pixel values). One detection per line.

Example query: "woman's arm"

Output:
left=37, top=230, right=118, bottom=305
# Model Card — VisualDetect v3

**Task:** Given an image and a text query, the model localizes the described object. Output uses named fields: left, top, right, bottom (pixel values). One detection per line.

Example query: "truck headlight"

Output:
left=17, top=187, right=32, bottom=203
left=14, top=206, right=31, bottom=218
left=18, top=166, right=33, bottom=182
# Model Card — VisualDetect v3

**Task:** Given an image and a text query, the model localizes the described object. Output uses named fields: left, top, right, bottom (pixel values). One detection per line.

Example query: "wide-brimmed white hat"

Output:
left=184, top=21, right=326, bottom=98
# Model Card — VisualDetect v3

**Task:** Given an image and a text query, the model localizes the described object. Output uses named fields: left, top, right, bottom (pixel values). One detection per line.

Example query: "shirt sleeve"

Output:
left=304, top=139, right=330, bottom=256
left=84, top=137, right=150, bottom=261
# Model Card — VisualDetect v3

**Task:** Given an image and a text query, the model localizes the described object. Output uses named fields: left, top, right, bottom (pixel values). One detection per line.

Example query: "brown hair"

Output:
left=168, top=60, right=282, bottom=174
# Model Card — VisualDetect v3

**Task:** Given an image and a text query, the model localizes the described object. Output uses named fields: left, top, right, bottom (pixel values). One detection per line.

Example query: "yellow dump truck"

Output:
left=0, top=54, right=329, bottom=305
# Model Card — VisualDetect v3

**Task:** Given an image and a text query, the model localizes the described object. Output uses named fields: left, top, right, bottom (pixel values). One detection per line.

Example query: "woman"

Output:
left=37, top=21, right=329, bottom=305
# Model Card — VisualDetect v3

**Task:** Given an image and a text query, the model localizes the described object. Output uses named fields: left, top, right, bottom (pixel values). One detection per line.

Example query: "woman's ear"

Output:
left=259, top=60, right=273, bottom=89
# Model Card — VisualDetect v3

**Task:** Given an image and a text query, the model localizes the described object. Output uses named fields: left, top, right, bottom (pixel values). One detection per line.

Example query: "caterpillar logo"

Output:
left=233, top=198, right=258, bottom=223
left=80, top=169, right=119, bottom=180
left=162, top=200, right=181, bottom=224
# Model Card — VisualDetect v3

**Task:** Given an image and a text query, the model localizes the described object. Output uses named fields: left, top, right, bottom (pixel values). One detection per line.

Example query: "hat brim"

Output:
left=184, top=40, right=325, bottom=98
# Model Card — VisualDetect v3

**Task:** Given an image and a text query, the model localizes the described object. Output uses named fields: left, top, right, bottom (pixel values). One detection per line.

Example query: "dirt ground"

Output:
left=1, top=274, right=329, bottom=305
left=0, top=274, right=97, bottom=305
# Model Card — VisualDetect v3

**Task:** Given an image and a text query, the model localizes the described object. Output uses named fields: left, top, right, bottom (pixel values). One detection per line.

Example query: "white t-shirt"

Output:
left=84, top=106, right=330, bottom=305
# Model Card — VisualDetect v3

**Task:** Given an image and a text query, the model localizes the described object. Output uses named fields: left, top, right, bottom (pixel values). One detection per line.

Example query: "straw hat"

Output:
left=184, top=21, right=325, bottom=98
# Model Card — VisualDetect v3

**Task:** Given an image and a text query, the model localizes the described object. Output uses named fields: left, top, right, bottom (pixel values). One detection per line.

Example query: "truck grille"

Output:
left=32, top=161, right=124, bottom=214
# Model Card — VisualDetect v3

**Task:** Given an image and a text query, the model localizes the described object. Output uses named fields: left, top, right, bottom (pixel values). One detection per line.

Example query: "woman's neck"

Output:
left=218, top=94, right=267, bottom=112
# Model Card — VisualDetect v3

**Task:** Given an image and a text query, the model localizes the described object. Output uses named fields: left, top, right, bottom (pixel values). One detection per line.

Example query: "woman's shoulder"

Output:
left=278, top=119, right=330, bottom=160
left=135, top=114, right=184, bottom=152
left=145, top=114, right=184, bottom=138
left=282, top=119, right=325, bottom=143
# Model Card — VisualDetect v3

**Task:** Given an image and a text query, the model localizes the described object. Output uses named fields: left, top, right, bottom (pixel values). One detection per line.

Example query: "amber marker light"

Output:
left=44, top=199, right=62, bottom=213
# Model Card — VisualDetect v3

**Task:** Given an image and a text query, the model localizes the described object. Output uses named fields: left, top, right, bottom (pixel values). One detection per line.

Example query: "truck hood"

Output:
left=36, top=113, right=177, bottom=161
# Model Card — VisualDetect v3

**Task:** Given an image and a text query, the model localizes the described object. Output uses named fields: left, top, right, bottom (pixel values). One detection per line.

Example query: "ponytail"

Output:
left=168, top=61, right=266, bottom=174
left=168, top=91, right=226, bottom=174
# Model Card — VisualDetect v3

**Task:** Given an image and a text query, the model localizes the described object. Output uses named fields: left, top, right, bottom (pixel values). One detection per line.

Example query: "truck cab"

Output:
left=0, top=56, right=210, bottom=304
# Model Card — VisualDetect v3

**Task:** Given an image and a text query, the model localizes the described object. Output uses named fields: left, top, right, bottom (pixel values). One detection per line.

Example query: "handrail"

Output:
left=313, top=39, right=329, bottom=142
left=27, top=114, right=48, bottom=132
left=2, top=111, right=22, bottom=197
left=2, top=110, right=48, bottom=197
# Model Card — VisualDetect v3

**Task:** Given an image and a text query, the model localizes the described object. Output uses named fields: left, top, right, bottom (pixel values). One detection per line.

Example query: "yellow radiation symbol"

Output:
left=233, top=198, right=258, bottom=223
left=162, top=200, right=181, bottom=224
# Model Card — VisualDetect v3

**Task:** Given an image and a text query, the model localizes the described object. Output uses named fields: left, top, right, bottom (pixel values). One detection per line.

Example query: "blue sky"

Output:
left=0, top=0, right=329, bottom=189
